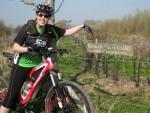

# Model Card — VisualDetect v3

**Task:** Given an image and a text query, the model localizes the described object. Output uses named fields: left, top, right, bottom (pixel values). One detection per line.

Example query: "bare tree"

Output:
left=45, top=0, right=55, bottom=23
left=21, top=0, right=35, bottom=6
left=21, top=0, right=55, bottom=24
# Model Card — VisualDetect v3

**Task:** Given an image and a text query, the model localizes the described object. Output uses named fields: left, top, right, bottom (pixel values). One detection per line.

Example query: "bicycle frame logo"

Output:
left=19, top=58, right=54, bottom=106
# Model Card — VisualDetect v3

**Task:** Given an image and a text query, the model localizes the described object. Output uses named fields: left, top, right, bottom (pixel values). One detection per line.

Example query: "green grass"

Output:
left=56, top=38, right=86, bottom=78
left=91, top=92, right=150, bottom=113
left=3, top=38, right=150, bottom=113
left=57, top=38, right=150, bottom=113
left=95, top=54, right=150, bottom=77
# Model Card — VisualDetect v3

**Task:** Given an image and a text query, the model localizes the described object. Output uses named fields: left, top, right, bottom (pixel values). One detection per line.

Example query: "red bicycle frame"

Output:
left=1, top=48, right=67, bottom=107
left=19, top=57, right=55, bottom=106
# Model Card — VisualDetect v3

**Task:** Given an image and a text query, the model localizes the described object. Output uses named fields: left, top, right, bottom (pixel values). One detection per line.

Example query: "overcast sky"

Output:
left=1, top=0, right=150, bottom=27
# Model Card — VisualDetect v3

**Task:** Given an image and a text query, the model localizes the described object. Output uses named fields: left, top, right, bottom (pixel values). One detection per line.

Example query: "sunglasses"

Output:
left=38, top=13, right=49, bottom=18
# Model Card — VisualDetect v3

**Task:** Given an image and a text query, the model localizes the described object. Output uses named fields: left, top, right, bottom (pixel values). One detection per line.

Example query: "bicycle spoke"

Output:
left=66, top=86, right=89, bottom=113
left=45, top=81, right=93, bottom=113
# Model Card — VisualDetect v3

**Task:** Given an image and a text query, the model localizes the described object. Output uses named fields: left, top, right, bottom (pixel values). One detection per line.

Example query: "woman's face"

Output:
left=36, top=12, right=50, bottom=26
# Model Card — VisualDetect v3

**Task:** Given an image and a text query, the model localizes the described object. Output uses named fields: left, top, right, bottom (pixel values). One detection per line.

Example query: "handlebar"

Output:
left=3, top=52, right=14, bottom=60
left=2, top=48, right=68, bottom=59
left=2, top=48, right=68, bottom=67
left=29, top=47, right=68, bottom=57
left=47, top=48, right=68, bottom=54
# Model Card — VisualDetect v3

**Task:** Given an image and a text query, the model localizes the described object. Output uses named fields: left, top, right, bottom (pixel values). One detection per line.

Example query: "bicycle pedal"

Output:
left=63, top=103, right=76, bottom=113
left=25, top=109, right=34, bottom=113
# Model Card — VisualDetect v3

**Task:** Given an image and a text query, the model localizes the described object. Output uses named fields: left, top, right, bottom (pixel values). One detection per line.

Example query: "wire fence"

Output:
left=0, top=35, right=149, bottom=113
left=0, top=54, right=149, bottom=113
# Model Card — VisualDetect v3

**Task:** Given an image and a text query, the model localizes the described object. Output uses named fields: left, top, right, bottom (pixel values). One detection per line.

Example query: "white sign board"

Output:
left=87, top=43, right=134, bottom=57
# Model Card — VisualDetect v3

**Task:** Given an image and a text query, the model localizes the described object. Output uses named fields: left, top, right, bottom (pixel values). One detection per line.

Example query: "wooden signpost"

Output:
left=87, top=42, right=134, bottom=57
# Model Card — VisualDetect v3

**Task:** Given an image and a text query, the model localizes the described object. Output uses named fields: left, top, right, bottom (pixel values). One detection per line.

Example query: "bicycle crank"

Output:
left=62, top=103, right=76, bottom=113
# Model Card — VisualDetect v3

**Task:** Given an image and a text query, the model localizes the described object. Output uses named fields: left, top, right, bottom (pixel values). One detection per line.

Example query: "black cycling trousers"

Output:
left=2, top=64, right=32, bottom=109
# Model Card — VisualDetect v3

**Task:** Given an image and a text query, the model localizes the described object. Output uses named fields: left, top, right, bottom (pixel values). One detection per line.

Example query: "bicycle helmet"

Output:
left=36, top=4, right=54, bottom=16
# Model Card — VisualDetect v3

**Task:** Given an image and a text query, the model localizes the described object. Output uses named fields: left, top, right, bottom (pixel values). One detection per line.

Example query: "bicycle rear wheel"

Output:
left=0, top=76, right=8, bottom=89
left=45, top=80, right=94, bottom=113
left=0, top=76, right=8, bottom=103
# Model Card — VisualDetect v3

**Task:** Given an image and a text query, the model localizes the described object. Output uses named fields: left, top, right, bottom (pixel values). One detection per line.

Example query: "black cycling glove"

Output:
left=83, top=24, right=94, bottom=36
left=27, top=46, right=40, bottom=56
left=27, top=47, right=33, bottom=52
left=28, top=44, right=43, bottom=52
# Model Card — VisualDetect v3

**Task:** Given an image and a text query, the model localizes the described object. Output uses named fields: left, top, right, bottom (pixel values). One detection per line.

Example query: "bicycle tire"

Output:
left=0, top=76, right=8, bottom=103
left=0, top=76, right=8, bottom=90
left=45, top=80, right=94, bottom=113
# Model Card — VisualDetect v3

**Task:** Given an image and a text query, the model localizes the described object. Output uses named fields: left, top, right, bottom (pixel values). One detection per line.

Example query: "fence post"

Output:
left=84, top=52, right=94, bottom=72
left=95, top=53, right=101, bottom=78
left=102, top=54, right=109, bottom=77
left=113, top=55, right=119, bottom=84
left=136, top=58, right=141, bottom=87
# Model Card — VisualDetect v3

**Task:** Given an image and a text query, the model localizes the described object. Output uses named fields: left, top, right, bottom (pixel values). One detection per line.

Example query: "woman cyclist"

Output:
left=0, top=3, right=92, bottom=113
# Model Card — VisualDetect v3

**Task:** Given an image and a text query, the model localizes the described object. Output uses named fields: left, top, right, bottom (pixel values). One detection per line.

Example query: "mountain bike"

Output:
left=0, top=47, right=94, bottom=113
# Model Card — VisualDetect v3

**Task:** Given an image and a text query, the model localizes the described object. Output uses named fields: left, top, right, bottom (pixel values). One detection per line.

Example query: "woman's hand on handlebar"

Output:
left=27, top=47, right=34, bottom=52
left=27, top=46, right=40, bottom=56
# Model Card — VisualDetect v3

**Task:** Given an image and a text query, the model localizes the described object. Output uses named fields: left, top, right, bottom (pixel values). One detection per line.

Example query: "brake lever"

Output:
left=58, top=48, right=68, bottom=54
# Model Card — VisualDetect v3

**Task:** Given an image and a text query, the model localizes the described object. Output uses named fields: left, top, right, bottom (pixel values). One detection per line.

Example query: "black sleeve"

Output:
left=51, top=25, right=66, bottom=38
left=14, top=24, right=27, bottom=45
left=47, top=24, right=66, bottom=39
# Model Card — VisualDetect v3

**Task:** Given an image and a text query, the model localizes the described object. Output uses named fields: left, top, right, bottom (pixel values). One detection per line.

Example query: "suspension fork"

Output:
left=49, top=71, right=63, bottom=108
left=49, top=71, right=62, bottom=87
left=49, top=71, right=69, bottom=109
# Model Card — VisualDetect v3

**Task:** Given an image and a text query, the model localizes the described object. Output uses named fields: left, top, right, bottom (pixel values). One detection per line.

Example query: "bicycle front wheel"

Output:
left=45, top=80, right=94, bottom=113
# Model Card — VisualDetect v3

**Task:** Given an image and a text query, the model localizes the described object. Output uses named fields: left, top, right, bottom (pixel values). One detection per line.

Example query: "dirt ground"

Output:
left=76, top=73, right=150, bottom=98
